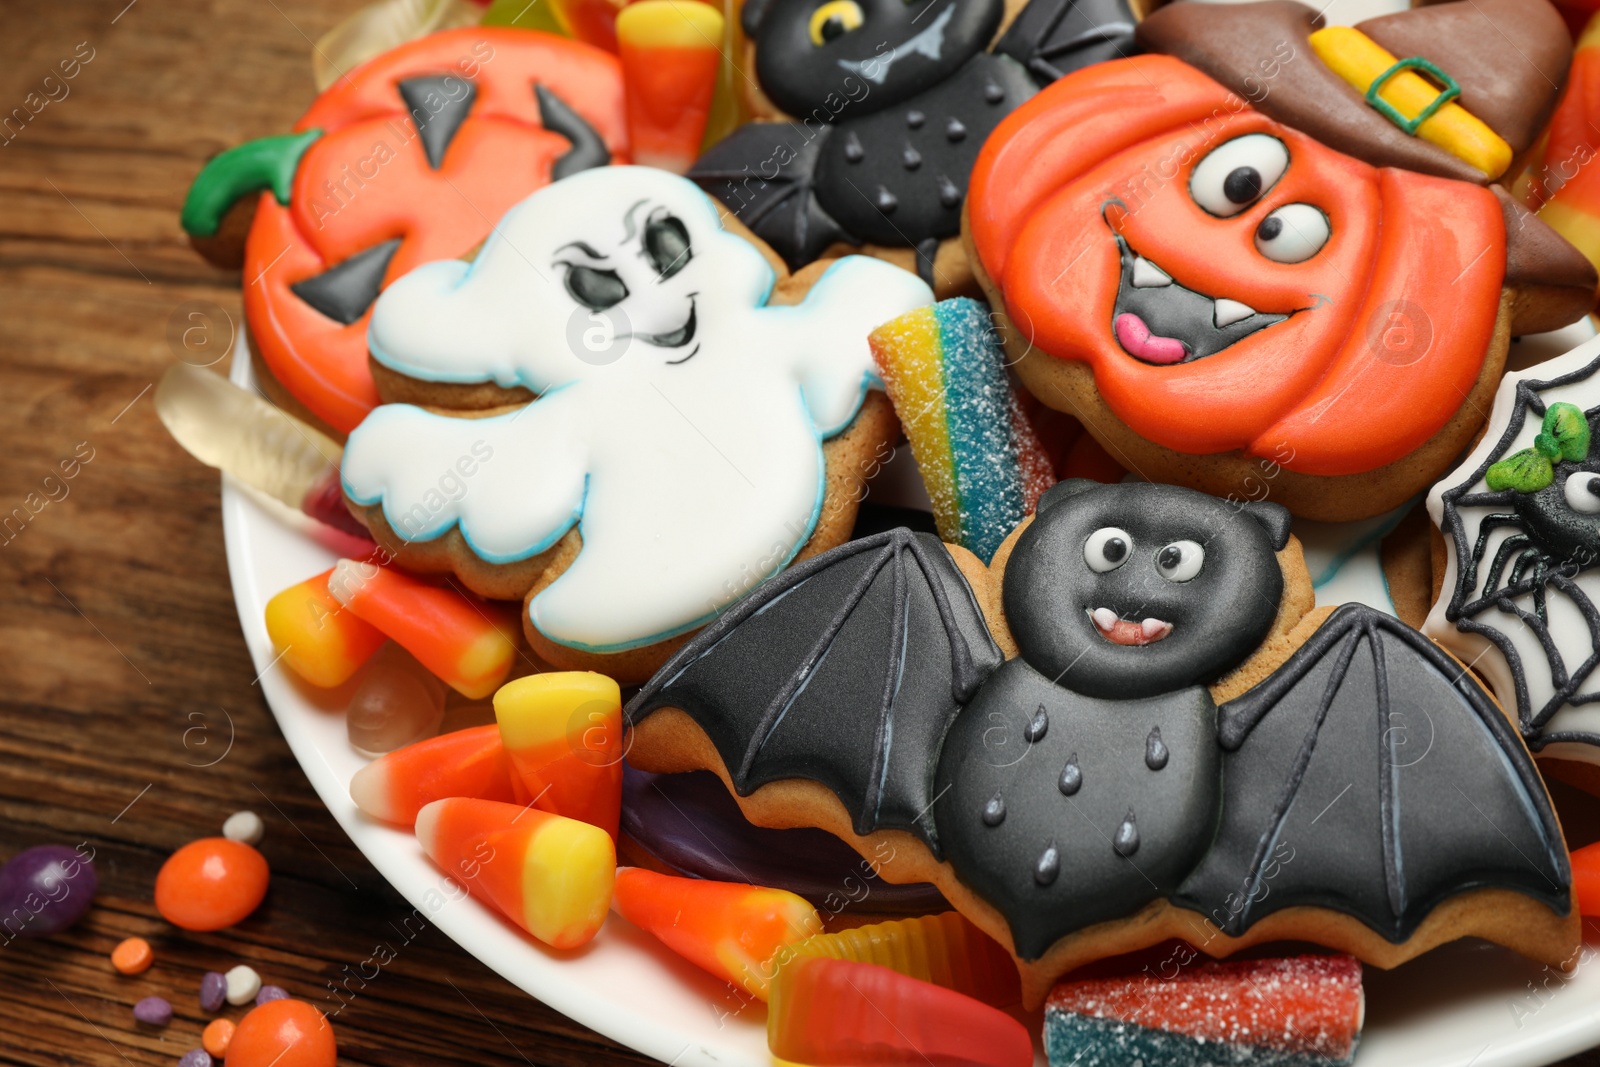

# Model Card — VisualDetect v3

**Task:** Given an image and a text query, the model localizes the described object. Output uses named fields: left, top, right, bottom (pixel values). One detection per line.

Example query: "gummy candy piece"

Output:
left=612, top=867, right=820, bottom=998
left=328, top=559, right=516, bottom=699
left=415, top=797, right=614, bottom=949
left=264, top=568, right=387, bottom=688
left=348, top=724, right=520, bottom=826
left=155, top=363, right=367, bottom=539
left=1043, top=953, right=1364, bottom=1067
left=871, top=298, right=1056, bottom=562
left=1575, top=841, right=1600, bottom=915
left=348, top=643, right=448, bottom=757
left=155, top=838, right=270, bottom=932
left=494, top=672, right=622, bottom=841
left=227, top=999, right=336, bottom=1067
left=785, top=911, right=1019, bottom=1007
left=768, top=956, right=1034, bottom=1067
left=616, top=0, right=724, bottom=174
left=551, top=0, right=629, bottom=51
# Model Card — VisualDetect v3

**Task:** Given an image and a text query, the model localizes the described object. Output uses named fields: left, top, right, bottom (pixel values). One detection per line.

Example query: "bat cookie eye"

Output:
left=644, top=214, right=692, bottom=280
left=1084, top=527, right=1133, bottom=572
left=1564, top=472, right=1600, bottom=514
left=809, top=0, right=864, bottom=45
left=564, top=264, right=629, bottom=311
left=1189, top=134, right=1288, bottom=217
left=1155, top=540, right=1204, bottom=582
left=1255, top=204, right=1330, bottom=263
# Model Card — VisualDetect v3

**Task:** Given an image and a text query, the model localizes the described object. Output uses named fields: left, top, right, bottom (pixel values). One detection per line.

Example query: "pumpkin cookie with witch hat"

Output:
left=966, top=0, right=1597, bottom=521
left=340, top=165, right=933, bottom=682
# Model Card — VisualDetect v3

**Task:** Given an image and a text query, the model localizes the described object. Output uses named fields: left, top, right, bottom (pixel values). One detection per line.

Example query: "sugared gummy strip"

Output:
left=612, top=867, right=820, bottom=998
left=870, top=298, right=1056, bottom=562
left=1044, top=953, right=1364, bottom=1067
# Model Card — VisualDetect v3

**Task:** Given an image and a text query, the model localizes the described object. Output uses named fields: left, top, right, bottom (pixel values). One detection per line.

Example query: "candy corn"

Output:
left=784, top=911, right=1019, bottom=1007
left=768, top=957, right=1033, bottom=1067
left=415, top=798, right=614, bottom=949
left=494, top=672, right=623, bottom=841
left=1533, top=14, right=1600, bottom=279
left=1575, top=841, right=1600, bottom=915
left=617, top=1, right=724, bottom=174
left=264, top=569, right=387, bottom=688
left=871, top=299, right=1057, bottom=562
left=612, top=868, right=821, bottom=998
left=328, top=559, right=516, bottom=699
left=349, top=725, right=520, bottom=825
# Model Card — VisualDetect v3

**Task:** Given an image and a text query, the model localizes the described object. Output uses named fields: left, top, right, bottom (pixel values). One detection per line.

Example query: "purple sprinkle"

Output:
left=255, top=984, right=289, bottom=1005
left=132, top=996, right=172, bottom=1026
left=177, top=1051, right=213, bottom=1067
left=198, top=971, right=226, bottom=1013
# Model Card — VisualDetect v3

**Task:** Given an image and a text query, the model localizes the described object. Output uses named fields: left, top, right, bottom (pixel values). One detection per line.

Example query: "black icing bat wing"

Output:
left=688, top=122, right=852, bottom=270
left=1173, top=605, right=1571, bottom=942
left=627, top=529, right=1003, bottom=854
left=994, top=0, right=1138, bottom=85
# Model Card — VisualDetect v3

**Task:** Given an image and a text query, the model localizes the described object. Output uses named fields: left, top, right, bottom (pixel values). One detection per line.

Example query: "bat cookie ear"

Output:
left=1238, top=500, right=1292, bottom=551
left=1035, top=478, right=1101, bottom=513
left=741, top=0, right=778, bottom=38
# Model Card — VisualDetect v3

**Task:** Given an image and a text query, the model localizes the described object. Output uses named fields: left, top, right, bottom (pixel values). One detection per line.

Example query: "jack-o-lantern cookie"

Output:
left=181, top=28, right=627, bottom=435
left=626, top=478, right=1578, bottom=1005
left=340, top=166, right=934, bottom=682
left=687, top=0, right=1139, bottom=297
left=967, top=0, right=1597, bottom=521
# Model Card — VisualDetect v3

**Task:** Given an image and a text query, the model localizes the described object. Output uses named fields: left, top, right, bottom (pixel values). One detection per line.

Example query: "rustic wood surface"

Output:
left=1, top=1, right=1598, bottom=1065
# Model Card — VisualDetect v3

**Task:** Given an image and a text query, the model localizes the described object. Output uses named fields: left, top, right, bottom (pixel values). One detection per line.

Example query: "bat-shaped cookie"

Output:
left=626, top=479, right=1578, bottom=1003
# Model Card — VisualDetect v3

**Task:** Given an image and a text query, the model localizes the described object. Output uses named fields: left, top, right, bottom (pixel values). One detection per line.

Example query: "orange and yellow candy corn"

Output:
left=349, top=724, right=520, bottom=826
left=616, top=0, right=724, bottom=173
left=328, top=559, right=515, bottom=699
left=264, top=568, right=386, bottom=687
left=415, top=797, right=614, bottom=949
left=494, top=672, right=623, bottom=841
left=612, top=867, right=821, bottom=998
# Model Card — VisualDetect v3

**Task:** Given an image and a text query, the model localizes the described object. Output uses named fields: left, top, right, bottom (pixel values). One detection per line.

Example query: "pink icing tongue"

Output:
left=1114, top=313, right=1189, bottom=365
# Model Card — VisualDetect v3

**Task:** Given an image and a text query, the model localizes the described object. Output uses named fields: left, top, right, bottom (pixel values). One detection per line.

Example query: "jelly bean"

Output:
left=347, top=643, right=448, bottom=757
left=0, top=843, right=98, bottom=937
left=328, top=560, right=516, bottom=700
left=264, top=569, right=386, bottom=688
left=223, top=810, right=265, bottom=845
left=199, top=970, right=227, bottom=1012
left=786, top=911, right=1019, bottom=1007
left=348, top=724, right=519, bottom=826
left=768, top=957, right=1033, bottom=1067
left=613, top=867, right=819, bottom=998
left=225, top=964, right=262, bottom=1005
left=227, top=999, right=336, bottom=1067
left=257, top=984, right=290, bottom=1005
left=1044, top=953, right=1364, bottom=1067
left=155, top=838, right=269, bottom=931
left=111, top=937, right=153, bottom=975
left=178, top=1050, right=212, bottom=1067
left=414, top=798, right=614, bottom=949
left=871, top=299, right=1057, bottom=563
left=133, top=995, right=173, bottom=1026
left=202, top=1018, right=235, bottom=1058
left=494, top=672, right=623, bottom=840
left=155, top=363, right=368, bottom=539
left=616, top=1, right=723, bottom=174
left=1575, top=841, right=1600, bottom=915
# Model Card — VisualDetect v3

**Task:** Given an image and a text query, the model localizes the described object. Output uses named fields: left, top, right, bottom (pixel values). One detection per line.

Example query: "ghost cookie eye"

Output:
left=563, top=263, right=629, bottom=312
left=1154, top=540, right=1204, bottom=582
left=643, top=212, right=692, bottom=280
left=1255, top=204, right=1331, bottom=264
left=808, top=0, right=864, bottom=45
left=1084, top=527, right=1132, bottom=572
left=1189, top=134, right=1288, bottom=218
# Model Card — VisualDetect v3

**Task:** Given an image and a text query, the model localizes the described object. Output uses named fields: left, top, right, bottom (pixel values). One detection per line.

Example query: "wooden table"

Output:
left=0, top=1, right=1597, bottom=1065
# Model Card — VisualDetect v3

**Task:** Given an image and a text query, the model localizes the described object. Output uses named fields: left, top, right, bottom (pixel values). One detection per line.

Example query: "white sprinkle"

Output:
left=222, top=810, right=264, bottom=845
left=224, top=965, right=261, bottom=1006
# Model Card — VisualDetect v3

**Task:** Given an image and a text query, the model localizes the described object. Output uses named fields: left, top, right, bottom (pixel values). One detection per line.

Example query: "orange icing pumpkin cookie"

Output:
left=966, top=0, right=1597, bottom=521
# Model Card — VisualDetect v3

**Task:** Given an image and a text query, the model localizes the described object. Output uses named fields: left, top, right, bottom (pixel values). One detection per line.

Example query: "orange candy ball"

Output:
left=109, top=937, right=153, bottom=974
left=202, top=1018, right=236, bottom=1058
left=227, top=999, right=336, bottom=1067
left=154, top=837, right=269, bottom=931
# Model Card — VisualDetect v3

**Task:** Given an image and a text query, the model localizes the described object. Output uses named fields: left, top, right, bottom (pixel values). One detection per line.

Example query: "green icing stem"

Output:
left=181, top=129, right=323, bottom=237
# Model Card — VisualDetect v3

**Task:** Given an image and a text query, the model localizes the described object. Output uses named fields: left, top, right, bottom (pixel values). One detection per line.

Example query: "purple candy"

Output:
left=198, top=971, right=226, bottom=1013
left=0, top=844, right=98, bottom=938
left=178, top=1051, right=213, bottom=1067
left=256, top=984, right=289, bottom=1005
left=133, top=996, right=173, bottom=1026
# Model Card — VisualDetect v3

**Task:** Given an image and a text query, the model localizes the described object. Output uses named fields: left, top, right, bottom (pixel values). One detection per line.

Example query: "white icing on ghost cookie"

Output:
left=342, top=166, right=934, bottom=653
left=1426, top=335, right=1600, bottom=768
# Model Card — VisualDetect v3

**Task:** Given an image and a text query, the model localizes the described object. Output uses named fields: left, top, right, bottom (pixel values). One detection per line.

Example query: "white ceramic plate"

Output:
left=221, top=338, right=1600, bottom=1067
